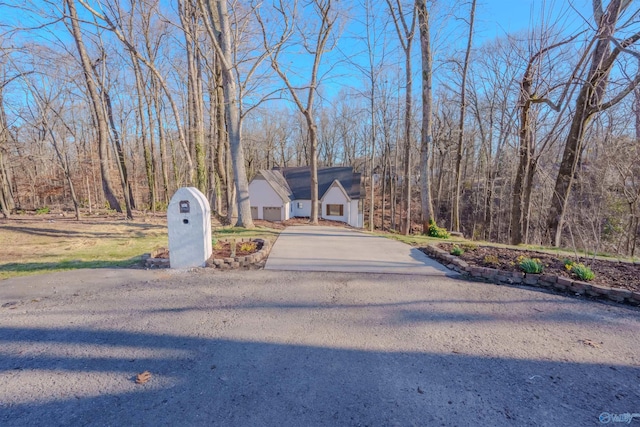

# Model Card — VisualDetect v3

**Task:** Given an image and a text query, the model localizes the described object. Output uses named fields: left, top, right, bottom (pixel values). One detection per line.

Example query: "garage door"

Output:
left=263, top=207, right=281, bottom=222
left=251, top=206, right=258, bottom=220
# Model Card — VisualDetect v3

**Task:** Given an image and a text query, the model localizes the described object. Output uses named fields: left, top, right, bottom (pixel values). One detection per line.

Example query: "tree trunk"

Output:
left=66, top=0, right=122, bottom=212
left=0, top=89, right=14, bottom=218
left=209, top=0, right=253, bottom=228
left=416, top=0, right=434, bottom=234
left=100, top=78, right=134, bottom=219
left=452, top=0, right=476, bottom=233
left=546, top=0, right=636, bottom=246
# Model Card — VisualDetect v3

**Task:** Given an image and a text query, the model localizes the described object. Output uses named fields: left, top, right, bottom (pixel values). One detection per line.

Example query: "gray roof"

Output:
left=256, top=170, right=294, bottom=202
left=278, top=167, right=361, bottom=200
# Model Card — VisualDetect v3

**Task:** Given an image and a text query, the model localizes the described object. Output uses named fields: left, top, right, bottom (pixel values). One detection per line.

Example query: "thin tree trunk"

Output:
left=0, top=89, right=15, bottom=218
left=66, top=0, right=121, bottom=212
left=452, top=0, right=476, bottom=233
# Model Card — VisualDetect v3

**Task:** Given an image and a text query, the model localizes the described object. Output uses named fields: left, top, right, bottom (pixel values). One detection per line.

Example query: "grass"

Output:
left=214, top=225, right=281, bottom=243
left=367, top=228, right=640, bottom=263
left=367, top=230, right=466, bottom=247
left=0, top=214, right=282, bottom=280
left=0, top=216, right=168, bottom=279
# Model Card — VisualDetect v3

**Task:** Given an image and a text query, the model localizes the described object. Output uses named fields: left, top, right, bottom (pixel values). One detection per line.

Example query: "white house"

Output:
left=248, top=166, right=363, bottom=228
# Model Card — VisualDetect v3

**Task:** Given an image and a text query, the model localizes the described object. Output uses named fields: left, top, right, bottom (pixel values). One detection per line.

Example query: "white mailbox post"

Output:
left=167, top=187, right=212, bottom=269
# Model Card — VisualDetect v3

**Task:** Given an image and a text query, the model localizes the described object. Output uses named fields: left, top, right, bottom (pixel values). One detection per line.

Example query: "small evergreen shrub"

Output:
left=483, top=255, right=500, bottom=265
left=461, top=243, right=478, bottom=252
left=450, top=245, right=464, bottom=256
left=427, top=220, right=450, bottom=239
left=36, top=206, right=50, bottom=215
left=519, top=257, right=544, bottom=274
left=570, top=263, right=595, bottom=281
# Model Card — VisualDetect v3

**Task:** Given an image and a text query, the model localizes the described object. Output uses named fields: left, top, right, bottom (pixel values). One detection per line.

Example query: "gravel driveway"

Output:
left=1, top=268, right=639, bottom=426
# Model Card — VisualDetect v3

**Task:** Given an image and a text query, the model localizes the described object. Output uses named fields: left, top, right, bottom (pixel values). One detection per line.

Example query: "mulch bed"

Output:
left=436, top=243, right=640, bottom=293
left=212, top=240, right=260, bottom=259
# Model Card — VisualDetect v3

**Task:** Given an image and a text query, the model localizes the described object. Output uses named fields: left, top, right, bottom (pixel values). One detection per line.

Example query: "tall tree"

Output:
left=546, top=0, right=640, bottom=246
left=416, top=0, right=434, bottom=233
left=451, top=0, right=476, bottom=233
left=260, top=0, right=338, bottom=225
left=200, top=0, right=255, bottom=228
left=386, top=0, right=416, bottom=235
left=65, top=0, right=122, bottom=212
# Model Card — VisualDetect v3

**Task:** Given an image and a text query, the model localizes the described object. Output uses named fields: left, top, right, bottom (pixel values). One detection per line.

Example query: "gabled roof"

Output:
left=254, top=170, right=294, bottom=202
left=278, top=166, right=361, bottom=200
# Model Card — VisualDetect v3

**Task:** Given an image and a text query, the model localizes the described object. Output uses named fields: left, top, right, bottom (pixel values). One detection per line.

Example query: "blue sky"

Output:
left=481, top=0, right=592, bottom=39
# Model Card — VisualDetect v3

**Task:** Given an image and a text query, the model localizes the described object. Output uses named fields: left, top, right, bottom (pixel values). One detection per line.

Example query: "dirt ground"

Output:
left=438, top=243, right=640, bottom=292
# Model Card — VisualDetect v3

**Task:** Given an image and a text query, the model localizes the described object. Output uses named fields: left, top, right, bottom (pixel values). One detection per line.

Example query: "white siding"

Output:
left=322, top=185, right=349, bottom=223
left=284, top=201, right=291, bottom=220
left=249, top=179, right=283, bottom=220
left=293, top=200, right=311, bottom=217
left=349, top=199, right=362, bottom=228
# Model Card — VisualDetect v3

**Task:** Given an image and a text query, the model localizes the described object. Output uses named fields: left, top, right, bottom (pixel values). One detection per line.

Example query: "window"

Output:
left=297, top=202, right=303, bottom=209
left=326, top=204, right=344, bottom=216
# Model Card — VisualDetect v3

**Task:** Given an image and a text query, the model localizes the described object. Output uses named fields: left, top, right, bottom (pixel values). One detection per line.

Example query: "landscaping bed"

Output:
left=421, top=243, right=640, bottom=306
left=144, top=238, right=271, bottom=269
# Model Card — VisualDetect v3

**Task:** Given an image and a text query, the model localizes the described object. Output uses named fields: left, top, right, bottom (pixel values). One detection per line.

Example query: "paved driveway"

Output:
left=1, top=268, right=639, bottom=426
left=265, top=225, right=453, bottom=275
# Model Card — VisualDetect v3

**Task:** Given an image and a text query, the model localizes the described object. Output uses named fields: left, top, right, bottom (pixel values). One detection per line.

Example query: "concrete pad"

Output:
left=265, top=226, right=455, bottom=276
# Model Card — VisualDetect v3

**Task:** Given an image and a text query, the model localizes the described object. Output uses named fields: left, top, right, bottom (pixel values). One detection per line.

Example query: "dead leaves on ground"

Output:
left=135, top=371, right=152, bottom=384
left=579, top=339, right=602, bottom=348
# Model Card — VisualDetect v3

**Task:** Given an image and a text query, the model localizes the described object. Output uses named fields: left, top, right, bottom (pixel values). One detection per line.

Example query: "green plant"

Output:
left=519, top=257, right=544, bottom=274
left=450, top=245, right=464, bottom=256
left=483, top=255, right=499, bottom=265
left=461, top=243, right=478, bottom=251
left=239, top=241, right=257, bottom=253
left=427, top=220, right=450, bottom=239
left=571, top=263, right=595, bottom=281
left=35, top=206, right=50, bottom=215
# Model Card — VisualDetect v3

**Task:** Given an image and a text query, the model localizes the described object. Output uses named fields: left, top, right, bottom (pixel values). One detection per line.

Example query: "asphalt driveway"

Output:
left=265, top=225, right=454, bottom=275
left=1, top=268, right=639, bottom=426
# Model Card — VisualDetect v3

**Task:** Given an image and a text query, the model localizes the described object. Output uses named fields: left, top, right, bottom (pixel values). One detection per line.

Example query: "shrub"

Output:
left=519, top=257, right=544, bottom=274
left=571, top=263, right=595, bottom=281
left=239, top=241, right=257, bottom=253
left=36, top=206, right=50, bottom=215
left=483, top=255, right=499, bottom=265
left=427, top=220, right=450, bottom=239
left=450, top=245, right=464, bottom=256
left=461, top=243, right=478, bottom=252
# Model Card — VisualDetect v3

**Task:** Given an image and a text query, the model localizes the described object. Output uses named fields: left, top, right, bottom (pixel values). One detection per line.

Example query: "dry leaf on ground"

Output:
left=135, top=371, right=152, bottom=384
left=579, top=339, right=601, bottom=348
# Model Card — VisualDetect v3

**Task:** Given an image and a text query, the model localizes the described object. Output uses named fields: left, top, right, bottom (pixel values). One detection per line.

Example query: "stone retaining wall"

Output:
left=422, top=244, right=640, bottom=307
left=206, top=238, right=271, bottom=270
left=143, top=238, right=271, bottom=270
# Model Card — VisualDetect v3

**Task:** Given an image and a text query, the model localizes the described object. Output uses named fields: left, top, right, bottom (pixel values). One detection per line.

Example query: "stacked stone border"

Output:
left=206, top=238, right=271, bottom=270
left=422, top=244, right=640, bottom=307
left=143, top=238, right=271, bottom=269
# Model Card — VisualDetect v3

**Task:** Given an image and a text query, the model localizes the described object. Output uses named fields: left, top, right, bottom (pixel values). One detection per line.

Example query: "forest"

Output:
left=0, top=0, right=639, bottom=257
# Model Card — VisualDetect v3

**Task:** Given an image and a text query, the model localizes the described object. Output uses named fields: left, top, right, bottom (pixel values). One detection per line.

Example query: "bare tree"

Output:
left=65, top=0, right=122, bottom=212
left=451, top=0, right=476, bottom=233
left=259, top=0, right=338, bottom=224
left=386, top=0, right=416, bottom=235
left=200, top=0, right=258, bottom=227
left=416, top=0, right=434, bottom=233
left=547, top=0, right=640, bottom=246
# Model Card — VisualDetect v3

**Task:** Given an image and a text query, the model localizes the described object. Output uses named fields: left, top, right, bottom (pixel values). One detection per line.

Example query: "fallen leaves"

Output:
left=135, top=371, right=152, bottom=384
left=579, top=339, right=601, bottom=348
